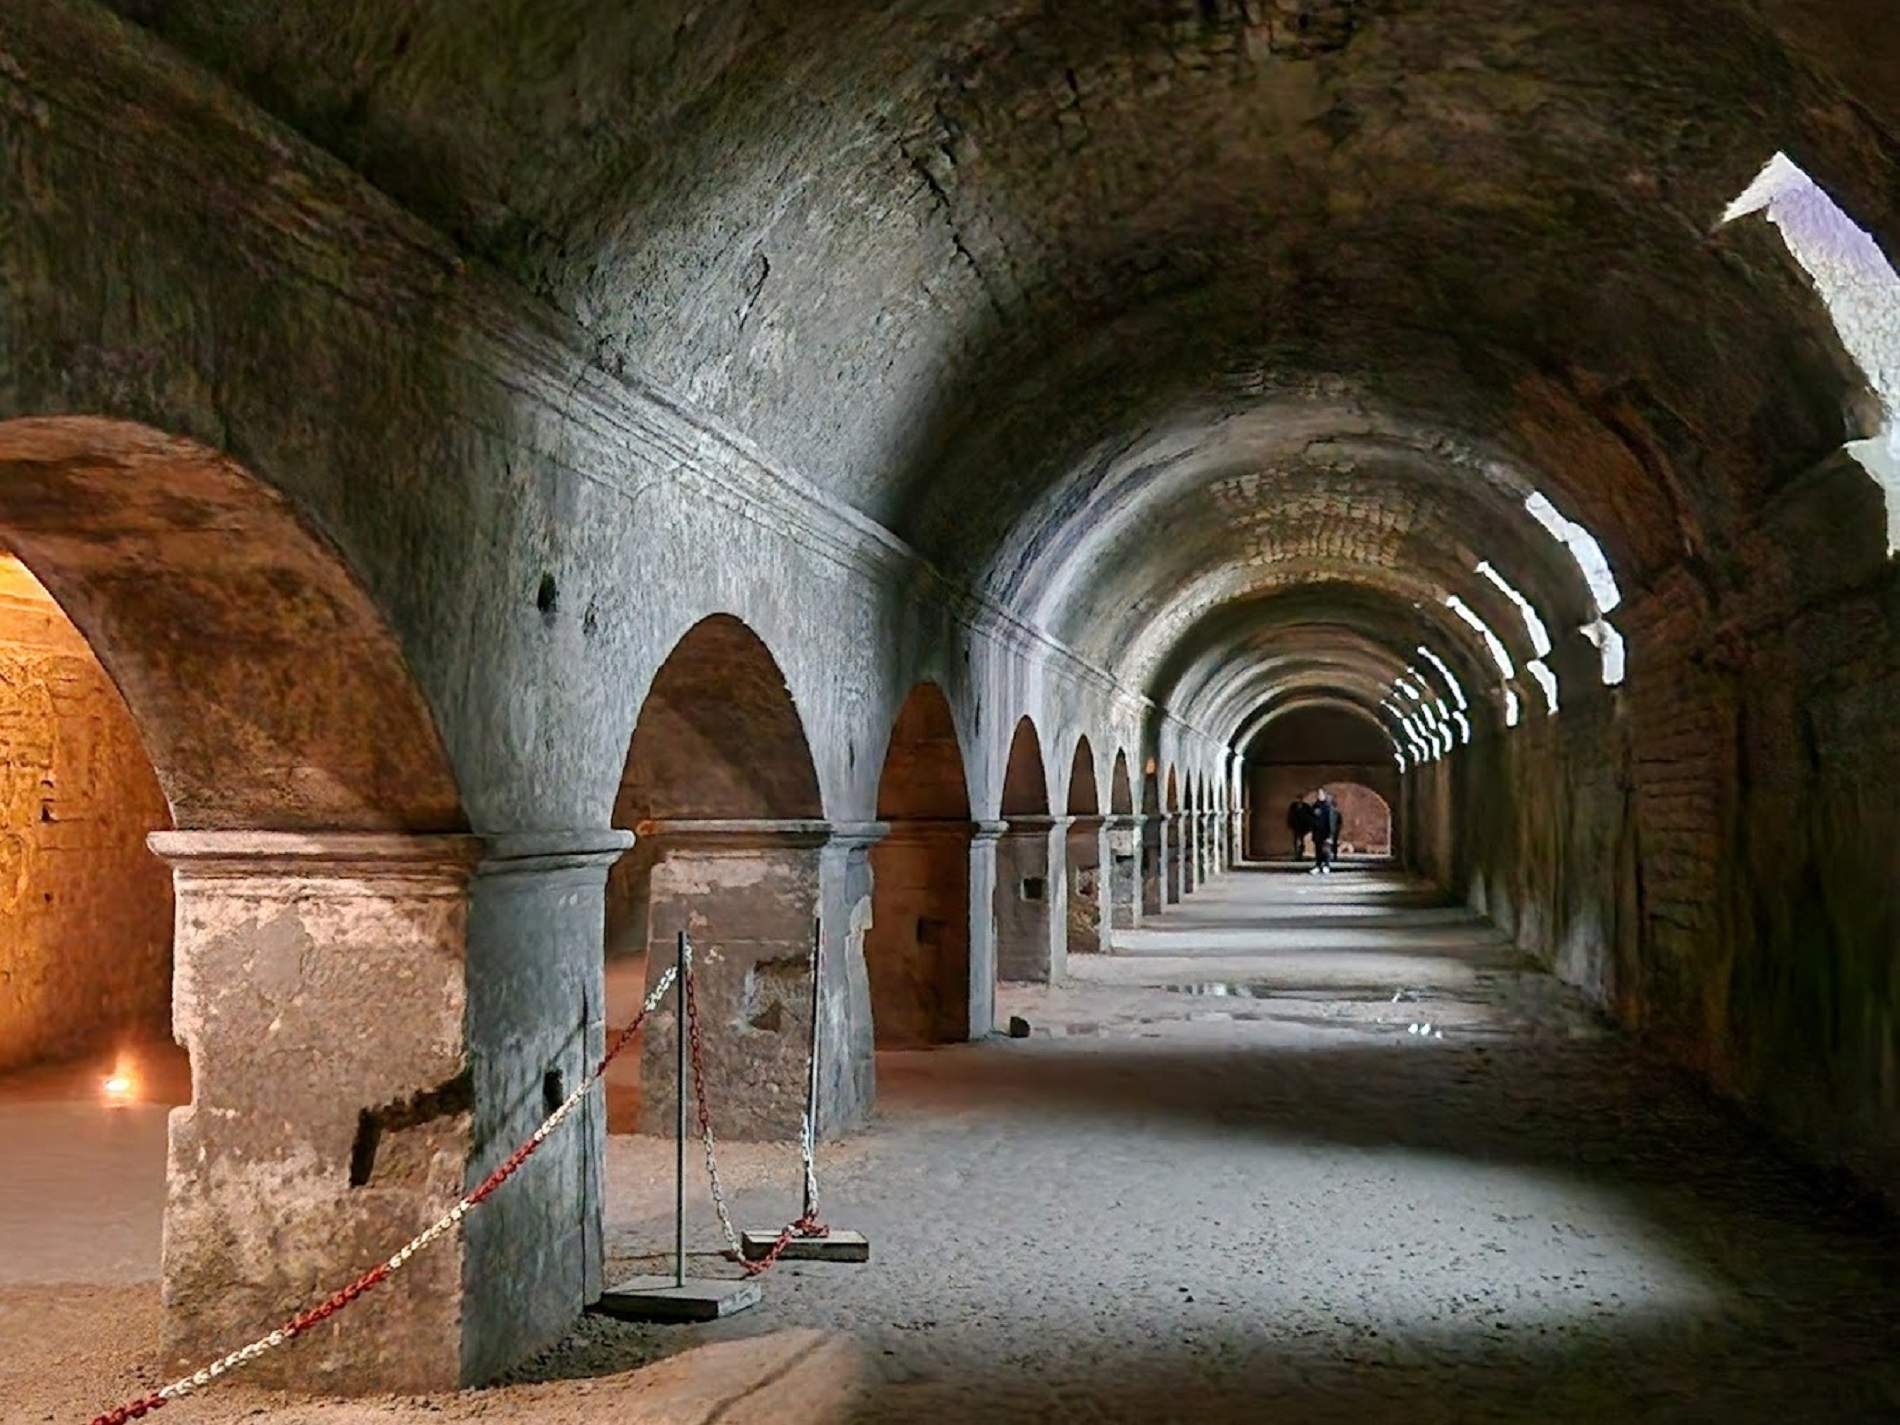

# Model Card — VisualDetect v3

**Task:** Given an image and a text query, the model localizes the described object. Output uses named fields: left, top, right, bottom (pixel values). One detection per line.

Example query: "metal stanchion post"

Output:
left=593, top=928, right=762, bottom=1321
left=674, top=929, right=687, bottom=1289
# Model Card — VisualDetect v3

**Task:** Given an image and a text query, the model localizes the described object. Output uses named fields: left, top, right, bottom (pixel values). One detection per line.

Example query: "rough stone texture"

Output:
left=637, top=827, right=826, bottom=1142
left=0, top=555, right=171, bottom=1073
left=1065, top=817, right=1105, bottom=956
left=155, top=833, right=481, bottom=1392
left=994, top=819, right=1064, bottom=983
left=5, top=0, right=1900, bottom=1391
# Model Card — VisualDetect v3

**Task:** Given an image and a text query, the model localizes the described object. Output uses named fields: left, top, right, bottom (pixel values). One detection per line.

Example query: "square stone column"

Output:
left=995, top=815, right=1068, bottom=982
left=1199, top=811, right=1217, bottom=881
left=865, top=819, right=990, bottom=1045
left=1065, top=814, right=1106, bottom=956
left=968, top=821, right=1004, bottom=1038
left=639, top=819, right=870, bottom=1141
left=1140, top=813, right=1163, bottom=916
left=462, top=829, right=632, bottom=1380
left=1228, top=810, right=1246, bottom=867
left=1109, top=815, right=1143, bottom=930
left=153, top=829, right=630, bottom=1393
left=1155, top=813, right=1170, bottom=904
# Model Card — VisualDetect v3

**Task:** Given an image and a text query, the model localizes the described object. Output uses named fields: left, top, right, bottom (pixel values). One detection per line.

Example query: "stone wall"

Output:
left=0, top=556, right=172, bottom=1074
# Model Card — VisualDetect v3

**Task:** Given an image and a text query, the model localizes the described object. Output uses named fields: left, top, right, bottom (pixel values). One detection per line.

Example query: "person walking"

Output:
left=1307, top=789, right=1341, bottom=875
left=1286, top=797, right=1311, bottom=859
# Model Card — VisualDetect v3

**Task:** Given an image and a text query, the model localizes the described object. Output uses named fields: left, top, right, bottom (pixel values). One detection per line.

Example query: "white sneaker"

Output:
left=1308, top=866, right=1321, bottom=875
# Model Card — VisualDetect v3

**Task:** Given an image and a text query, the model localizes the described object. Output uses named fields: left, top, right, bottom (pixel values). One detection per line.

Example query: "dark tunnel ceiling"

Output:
left=108, top=0, right=1900, bottom=741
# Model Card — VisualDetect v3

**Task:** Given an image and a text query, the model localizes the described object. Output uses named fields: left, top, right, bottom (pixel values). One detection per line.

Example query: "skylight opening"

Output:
left=1582, top=618, right=1627, bottom=686
left=1451, top=710, right=1472, bottom=745
left=1503, top=686, right=1522, bottom=729
left=1524, top=493, right=1622, bottom=613
left=1526, top=659, right=1560, bottom=715
left=1415, top=645, right=1468, bottom=711
left=1724, top=151, right=1900, bottom=555
left=1444, top=594, right=1515, bottom=679
left=1395, top=676, right=1424, bottom=703
left=1475, top=561, right=1552, bottom=657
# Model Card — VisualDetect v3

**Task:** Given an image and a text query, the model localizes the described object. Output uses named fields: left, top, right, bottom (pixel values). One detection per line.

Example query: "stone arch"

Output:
left=607, top=613, right=825, bottom=1134
left=1323, top=781, right=1395, bottom=859
left=1110, top=750, right=1135, bottom=816
left=1000, top=714, right=1050, bottom=816
left=0, top=418, right=476, bottom=1380
left=0, top=418, right=463, bottom=830
left=868, top=683, right=973, bottom=1046
left=1065, top=736, right=1105, bottom=955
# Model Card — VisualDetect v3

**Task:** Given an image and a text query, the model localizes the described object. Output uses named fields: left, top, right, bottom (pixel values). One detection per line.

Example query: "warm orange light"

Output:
left=102, top=1061, right=137, bottom=1105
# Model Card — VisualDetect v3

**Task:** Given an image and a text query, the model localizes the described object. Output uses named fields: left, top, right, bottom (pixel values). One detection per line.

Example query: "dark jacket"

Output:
left=1286, top=800, right=1311, bottom=832
left=1308, top=799, right=1341, bottom=840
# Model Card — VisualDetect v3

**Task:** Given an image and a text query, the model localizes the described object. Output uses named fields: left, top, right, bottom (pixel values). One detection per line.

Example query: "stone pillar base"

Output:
left=153, top=831, right=482, bottom=1395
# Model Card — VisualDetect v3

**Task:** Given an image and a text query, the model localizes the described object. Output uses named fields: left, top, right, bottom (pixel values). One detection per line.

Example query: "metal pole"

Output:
left=674, top=929, right=687, bottom=1289
left=804, top=915, right=823, bottom=1221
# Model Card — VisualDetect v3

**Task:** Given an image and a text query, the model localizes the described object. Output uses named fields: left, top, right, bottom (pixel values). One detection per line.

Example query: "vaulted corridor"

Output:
left=7, top=4, right=1900, bottom=1416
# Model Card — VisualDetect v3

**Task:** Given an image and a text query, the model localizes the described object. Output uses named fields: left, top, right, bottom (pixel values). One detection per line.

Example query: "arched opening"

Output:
left=1244, top=705, right=1401, bottom=863
left=608, top=613, right=826, bottom=1135
left=994, top=715, right=1059, bottom=982
left=868, top=683, right=973, bottom=1045
left=0, top=418, right=472, bottom=1381
left=0, top=552, right=180, bottom=1285
left=1065, top=737, right=1104, bottom=954
left=1322, top=781, right=1394, bottom=859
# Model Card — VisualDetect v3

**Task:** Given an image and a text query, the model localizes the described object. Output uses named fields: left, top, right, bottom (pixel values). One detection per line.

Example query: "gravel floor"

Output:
left=10, top=863, right=1900, bottom=1423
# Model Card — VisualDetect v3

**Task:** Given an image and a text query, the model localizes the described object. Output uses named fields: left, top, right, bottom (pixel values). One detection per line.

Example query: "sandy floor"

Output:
left=9, top=864, right=1900, bottom=1423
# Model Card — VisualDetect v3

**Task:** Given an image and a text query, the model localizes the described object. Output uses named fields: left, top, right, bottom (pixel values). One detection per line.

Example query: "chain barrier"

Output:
left=681, top=944, right=829, bottom=1276
left=86, top=965, right=682, bottom=1425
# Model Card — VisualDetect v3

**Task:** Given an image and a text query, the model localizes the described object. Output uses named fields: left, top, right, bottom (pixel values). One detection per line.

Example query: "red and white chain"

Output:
left=89, top=964, right=681, bottom=1425
left=680, top=945, right=827, bottom=1276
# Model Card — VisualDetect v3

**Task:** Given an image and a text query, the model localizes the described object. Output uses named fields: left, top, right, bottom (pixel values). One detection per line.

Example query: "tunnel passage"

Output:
left=609, top=614, right=828, bottom=1139
left=12, top=0, right=1900, bottom=1412
left=1245, top=706, right=1400, bottom=861
left=867, top=683, right=974, bottom=1047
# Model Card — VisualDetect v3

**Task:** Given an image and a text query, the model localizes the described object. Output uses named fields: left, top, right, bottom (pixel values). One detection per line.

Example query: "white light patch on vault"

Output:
left=1726, top=151, right=1900, bottom=554
left=1476, top=561, right=1552, bottom=657
left=1452, top=710, right=1472, bottom=745
left=1444, top=595, right=1516, bottom=680
left=1416, top=645, right=1468, bottom=711
left=1526, top=658, right=1560, bottom=715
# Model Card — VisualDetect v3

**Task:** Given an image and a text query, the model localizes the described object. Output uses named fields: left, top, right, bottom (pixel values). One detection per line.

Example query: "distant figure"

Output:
left=1306, top=789, right=1341, bottom=875
left=1286, top=798, right=1311, bottom=858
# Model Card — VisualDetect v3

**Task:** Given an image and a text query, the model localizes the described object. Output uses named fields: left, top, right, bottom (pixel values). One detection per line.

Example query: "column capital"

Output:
left=638, top=817, right=835, bottom=850
left=480, top=828, right=635, bottom=876
left=148, top=830, right=482, bottom=892
left=877, top=817, right=998, bottom=844
left=999, top=814, right=1075, bottom=836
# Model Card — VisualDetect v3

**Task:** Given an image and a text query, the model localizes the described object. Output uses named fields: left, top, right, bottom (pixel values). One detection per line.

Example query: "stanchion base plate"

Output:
left=740, top=1229, right=871, bottom=1263
left=592, top=1276, right=763, bottom=1322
